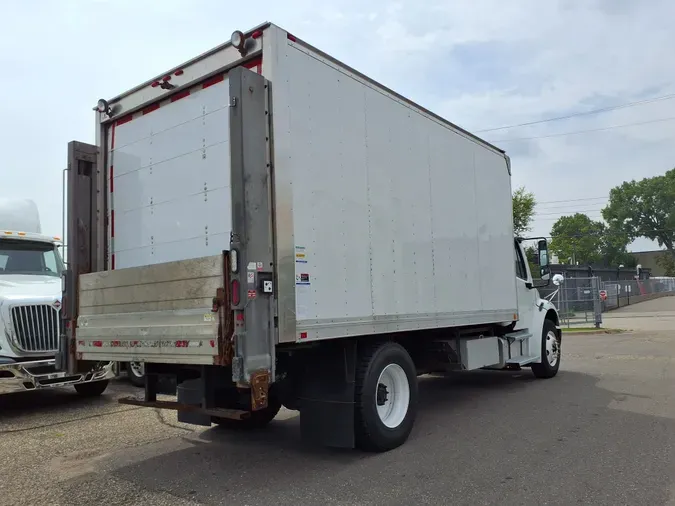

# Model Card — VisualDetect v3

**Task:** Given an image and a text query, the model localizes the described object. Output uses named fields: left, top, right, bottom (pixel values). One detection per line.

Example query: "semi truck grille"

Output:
left=10, top=305, right=61, bottom=352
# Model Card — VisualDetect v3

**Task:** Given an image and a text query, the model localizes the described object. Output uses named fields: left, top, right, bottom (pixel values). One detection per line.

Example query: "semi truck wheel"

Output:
left=127, top=361, right=145, bottom=387
left=354, top=341, right=418, bottom=452
left=531, top=319, right=561, bottom=379
left=74, top=380, right=109, bottom=397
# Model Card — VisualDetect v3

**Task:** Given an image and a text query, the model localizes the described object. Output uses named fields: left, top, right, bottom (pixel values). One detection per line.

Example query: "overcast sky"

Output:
left=2, top=0, right=673, bottom=253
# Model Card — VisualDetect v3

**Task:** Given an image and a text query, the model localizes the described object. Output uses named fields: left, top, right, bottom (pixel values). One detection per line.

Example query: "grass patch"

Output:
left=561, top=327, right=625, bottom=334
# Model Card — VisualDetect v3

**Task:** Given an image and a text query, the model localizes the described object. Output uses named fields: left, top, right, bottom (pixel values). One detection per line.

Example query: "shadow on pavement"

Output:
left=107, top=369, right=675, bottom=505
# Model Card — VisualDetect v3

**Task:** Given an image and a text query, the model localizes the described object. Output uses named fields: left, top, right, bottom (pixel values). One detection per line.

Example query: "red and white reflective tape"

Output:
left=77, top=339, right=210, bottom=349
left=109, top=57, right=263, bottom=127
left=109, top=121, right=116, bottom=270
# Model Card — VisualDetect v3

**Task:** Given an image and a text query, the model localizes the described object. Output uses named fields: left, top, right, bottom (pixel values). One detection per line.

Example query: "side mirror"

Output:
left=538, top=239, right=550, bottom=281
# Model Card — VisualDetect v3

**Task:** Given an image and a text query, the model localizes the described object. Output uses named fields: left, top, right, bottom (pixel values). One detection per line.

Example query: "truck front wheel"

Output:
left=355, top=342, right=418, bottom=452
left=531, top=319, right=561, bottom=379
left=74, top=380, right=109, bottom=397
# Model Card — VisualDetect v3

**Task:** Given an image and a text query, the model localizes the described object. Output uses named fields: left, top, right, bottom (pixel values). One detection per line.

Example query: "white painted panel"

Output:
left=284, top=49, right=372, bottom=322
left=110, top=79, right=232, bottom=270
left=473, top=147, right=517, bottom=311
left=428, top=120, right=482, bottom=313
left=277, top=43, right=517, bottom=336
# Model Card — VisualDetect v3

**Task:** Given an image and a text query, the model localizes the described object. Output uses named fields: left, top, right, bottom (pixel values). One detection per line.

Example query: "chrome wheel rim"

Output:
left=129, top=361, right=145, bottom=378
left=545, top=331, right=560, bottom=367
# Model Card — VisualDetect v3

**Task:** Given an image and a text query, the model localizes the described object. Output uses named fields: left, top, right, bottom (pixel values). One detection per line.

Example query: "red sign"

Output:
left=599, top=290, right=607, bottom=301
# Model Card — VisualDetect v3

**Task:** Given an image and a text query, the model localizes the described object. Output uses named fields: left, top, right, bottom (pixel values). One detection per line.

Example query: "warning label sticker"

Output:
left=295, top=246, right=307, bottom=264
left=296, top=273, right=310, bottom=285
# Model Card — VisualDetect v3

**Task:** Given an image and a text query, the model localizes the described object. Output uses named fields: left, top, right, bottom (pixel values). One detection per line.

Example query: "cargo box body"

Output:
left=72, top=23, right=517, bottom=369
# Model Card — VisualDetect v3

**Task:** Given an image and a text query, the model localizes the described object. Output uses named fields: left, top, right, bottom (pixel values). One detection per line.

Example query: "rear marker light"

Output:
left=162, top=75, right=171, bottom=82
left=174, top=69, right=184, bottom=76
left=300, top=332, right=307, bottom=339
left=251, top=30, right=263, bottom=39
left=230, top=250, right=238, bottom=272
left=231, top=279, right=240, bottom=306
left=287, top=33, right=297, bottom=42
left=151, top=81, right=160, bottom=88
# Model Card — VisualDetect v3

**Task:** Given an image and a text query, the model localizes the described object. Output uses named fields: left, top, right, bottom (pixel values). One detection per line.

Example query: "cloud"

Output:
left=1, top=0, right=673, bottom=255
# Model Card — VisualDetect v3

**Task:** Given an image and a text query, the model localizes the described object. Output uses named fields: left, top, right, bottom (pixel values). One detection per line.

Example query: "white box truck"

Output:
left=58, top=22, right=561, bottom=451
left=0, top=198, right=113, bottom=395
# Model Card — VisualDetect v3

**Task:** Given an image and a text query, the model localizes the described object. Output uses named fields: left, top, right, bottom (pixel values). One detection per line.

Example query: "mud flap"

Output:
left=177, top=378, right=212, bottom=426
left=298, top=340, right=357, bottom=448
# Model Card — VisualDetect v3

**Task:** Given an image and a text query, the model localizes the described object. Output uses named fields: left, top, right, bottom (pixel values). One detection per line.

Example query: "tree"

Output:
left=602, top=169, right=675, bottom=258
left=656, top=254, right=675, bottom=276
left=550, top=213, right=604, bottom=265
left=600, top=225, right=636, bottom=267
left=512, top=186, right=536, bottom=236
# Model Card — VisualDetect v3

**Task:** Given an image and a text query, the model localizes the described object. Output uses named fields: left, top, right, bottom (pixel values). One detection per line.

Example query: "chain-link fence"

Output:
left=540, top=277, right=602, bottom=328
left=601, top=277, right=675, bottom=310
left=539, top=276, right=675, bottom=327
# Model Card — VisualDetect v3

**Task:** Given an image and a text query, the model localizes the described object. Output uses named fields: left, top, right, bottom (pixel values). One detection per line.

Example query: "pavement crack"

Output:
left=153, top=408, right=196, bottom=432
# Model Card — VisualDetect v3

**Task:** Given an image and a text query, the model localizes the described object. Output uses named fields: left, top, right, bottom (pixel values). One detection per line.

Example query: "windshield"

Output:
left=0, top=239, right=63, bottom=277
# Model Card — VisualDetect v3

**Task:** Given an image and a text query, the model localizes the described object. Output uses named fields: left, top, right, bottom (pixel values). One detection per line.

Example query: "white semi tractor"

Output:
left=58, top=22, right=561, bottom=451
left=0, top=198, right=113, bottom=395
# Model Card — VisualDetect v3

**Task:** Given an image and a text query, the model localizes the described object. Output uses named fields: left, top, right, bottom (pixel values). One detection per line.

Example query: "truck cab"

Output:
left=0, top=199, right=113, bottom=395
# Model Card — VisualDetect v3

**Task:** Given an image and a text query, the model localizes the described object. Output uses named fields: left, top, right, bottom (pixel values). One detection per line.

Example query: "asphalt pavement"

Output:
left=1, top=301, right=674, bottom=506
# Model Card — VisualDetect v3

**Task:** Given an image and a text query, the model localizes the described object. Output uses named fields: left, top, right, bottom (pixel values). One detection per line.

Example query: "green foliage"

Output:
left=602, top=168, right=675, bottom=253
left=512, top=186, right=536, bottom=237
left=602, top=225, right=637, bottom=267
left=550, top=213, right=604, bottom=264
left=656, top=253, right=675, bottom=276
left=549, top=213, right=633, bottom=266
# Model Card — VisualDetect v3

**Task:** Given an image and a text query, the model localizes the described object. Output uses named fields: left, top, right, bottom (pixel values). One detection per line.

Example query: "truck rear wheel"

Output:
left=531, top=319, right=561, bottom=379
left=74, top=380, right=109, bottom=397
left=355, top=342, right=418, bottom=452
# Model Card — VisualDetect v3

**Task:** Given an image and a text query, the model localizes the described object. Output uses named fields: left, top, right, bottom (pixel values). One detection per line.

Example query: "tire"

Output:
left=74, top=380, right=109, bottom=397
left=531, top=319, right=561, bottom=379
left=127, top=361, right=145, bottom=388
left=355, top=341, right=418, bottom=452
left=212, top=396, right=282, bottom=430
